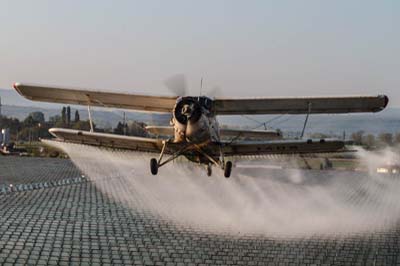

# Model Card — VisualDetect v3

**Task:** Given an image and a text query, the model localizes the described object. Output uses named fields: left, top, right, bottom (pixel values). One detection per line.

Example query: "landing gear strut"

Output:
left=150, top=140, right=233, bottom=178
left=150, top=140, right=191, bottom=175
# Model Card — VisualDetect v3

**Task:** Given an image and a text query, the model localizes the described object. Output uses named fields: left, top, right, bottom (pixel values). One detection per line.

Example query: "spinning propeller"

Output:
left=164, top=74, right=222, bottom=98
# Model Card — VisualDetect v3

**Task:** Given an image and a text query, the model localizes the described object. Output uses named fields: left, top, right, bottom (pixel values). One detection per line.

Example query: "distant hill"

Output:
left=1, top=88, right=399, bottom=136
left=219, top=108, right=400, bottom=136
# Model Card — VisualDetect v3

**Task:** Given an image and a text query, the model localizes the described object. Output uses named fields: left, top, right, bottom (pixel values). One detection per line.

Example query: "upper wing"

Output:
left=13, top=83, right=177, bottom=113
left=213, top=95, right=388, bottom=115
left=220, top=139, right=346, bottom=156
left=47, top=128, right=183, bottom=154
left=14, top=83, right=388, bottom=115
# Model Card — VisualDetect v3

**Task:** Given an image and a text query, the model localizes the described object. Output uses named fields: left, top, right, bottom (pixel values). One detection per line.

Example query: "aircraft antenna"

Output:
left=199, top=77, right=203, bottom=96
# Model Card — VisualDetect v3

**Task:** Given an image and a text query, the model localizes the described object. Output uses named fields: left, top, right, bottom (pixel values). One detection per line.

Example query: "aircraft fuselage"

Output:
left=171, top=96, right=219, bottom=143
left=170, top=96, right=221, bottom=164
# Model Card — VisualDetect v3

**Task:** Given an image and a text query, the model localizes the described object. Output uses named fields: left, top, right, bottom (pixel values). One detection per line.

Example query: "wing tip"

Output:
left=375, top=94, right=389, bottom=112
left=48, top=128, right=60, bottom=138
left=13, top=82, right=21, bottom=91
left=13, top=82, right=27, bottom=98
left=383, top=94, right=389, bottom=109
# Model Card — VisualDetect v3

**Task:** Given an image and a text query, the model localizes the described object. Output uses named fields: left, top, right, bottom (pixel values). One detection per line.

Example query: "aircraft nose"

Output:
left=182, top=104, right=193, bottom=116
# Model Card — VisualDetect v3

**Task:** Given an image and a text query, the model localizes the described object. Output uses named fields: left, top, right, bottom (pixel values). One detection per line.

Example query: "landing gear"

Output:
left=150, top=158, right=158, bottom=175
left=149, top=140, right=192, bottom=175
left=207, top=164, right=212, bottom=176
left=193, top=144, right=233, bottom=178
left=149, top=140, right=233, bottom=178
left=224, top=161, right=232, bottom=178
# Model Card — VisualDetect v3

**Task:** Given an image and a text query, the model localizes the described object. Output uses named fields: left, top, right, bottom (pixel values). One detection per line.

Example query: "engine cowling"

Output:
left=173, top=97, right=202, bottom=125
left=172, top=97, right=212, bottom=143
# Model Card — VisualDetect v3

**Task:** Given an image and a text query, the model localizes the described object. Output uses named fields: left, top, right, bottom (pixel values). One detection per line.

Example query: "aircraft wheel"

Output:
left=224, top=161, right=232, bottom=178
left=207, top=164, right=212, bottom=176
left=150, top=158, right=158, bottom=175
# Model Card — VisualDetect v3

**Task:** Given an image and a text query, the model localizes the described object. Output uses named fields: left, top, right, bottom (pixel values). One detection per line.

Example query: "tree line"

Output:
left=51, top=106, right=92, bottom=131
left=2, top=107, right=398, bottom=149
left=0, top=107, right=91, bottom=142
left=0, top=106, right=148, bottom=143
left=351, top=131, right=400, bottom=149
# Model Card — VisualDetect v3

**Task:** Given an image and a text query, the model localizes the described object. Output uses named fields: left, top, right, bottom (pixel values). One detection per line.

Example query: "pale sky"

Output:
left=1, top=1, right=399, bottom=105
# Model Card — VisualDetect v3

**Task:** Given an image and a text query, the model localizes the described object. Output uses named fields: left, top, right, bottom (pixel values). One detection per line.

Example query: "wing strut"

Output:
left=87, top=104, right=94, bottom=132
left=156, top=141, right=189, bottom=167
left=300, top=102, right=312, bottom=139
left=84, top=93, right=96, bottom=133
left=150, top=141, right=191, bottom=175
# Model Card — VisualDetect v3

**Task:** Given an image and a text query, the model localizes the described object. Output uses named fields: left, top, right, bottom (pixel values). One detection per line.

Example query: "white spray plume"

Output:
left=45, top=140, right=400, bottom=238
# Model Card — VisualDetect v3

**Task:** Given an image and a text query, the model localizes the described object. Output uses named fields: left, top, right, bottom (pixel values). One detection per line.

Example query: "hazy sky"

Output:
left=1, top=1, right=399, bottom=105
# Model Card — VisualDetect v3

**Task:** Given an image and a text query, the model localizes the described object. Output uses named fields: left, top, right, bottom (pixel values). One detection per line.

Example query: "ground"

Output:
left=0, top=156, right=399, bottom=265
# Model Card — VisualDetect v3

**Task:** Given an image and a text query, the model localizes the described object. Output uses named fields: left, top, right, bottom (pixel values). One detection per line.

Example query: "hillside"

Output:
left=219, top=108, right=400, bottom=136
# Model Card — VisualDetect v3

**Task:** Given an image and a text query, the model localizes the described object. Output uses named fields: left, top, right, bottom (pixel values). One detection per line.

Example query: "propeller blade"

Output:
left=206, top=86, right=223, bottom=98
left=164, top=74, right=188, bottom=96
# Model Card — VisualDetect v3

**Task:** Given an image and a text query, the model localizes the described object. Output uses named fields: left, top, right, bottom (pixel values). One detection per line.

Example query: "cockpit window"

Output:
left=197, top=96, right=212, bottom=110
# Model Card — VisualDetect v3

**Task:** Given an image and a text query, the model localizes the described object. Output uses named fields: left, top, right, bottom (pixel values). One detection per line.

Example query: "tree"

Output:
left=378, top=133, right=393, bottom=146
left=29, top=112, right=45, bottom=124
left=276, top=129, right=282, bottom=138
left=128, top=121, right=147, bottom=137
left=351, top=131, right=364, bottom=145
left=61, top=107, right=67, bottom=124
left=0, top=116, right=22, bottom=141
left=66, top=106, right=71, bottom=126
left=49, top=115, right=61, bottom=126
left=102, top=121, right=112, bottom=133
left=394, top=133, right=400, bottom=144
left=74, top=110, right=80, bottom=122
left=23, top=115, right=36, bottom=127
left=362, top=134, right=376, bottom=149
left=113, top=122, right=125, bottom=135
left=72, top=120, right=93, bottom=131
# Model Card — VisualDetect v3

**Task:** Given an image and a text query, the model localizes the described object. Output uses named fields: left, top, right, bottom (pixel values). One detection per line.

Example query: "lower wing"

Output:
left=47, top=128, right=183, bottom=154
left=219, top=139, right=346, bottom=157
left=48, top=128, right=346, bottom=157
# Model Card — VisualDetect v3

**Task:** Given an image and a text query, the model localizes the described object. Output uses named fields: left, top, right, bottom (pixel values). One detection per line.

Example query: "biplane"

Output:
left=13, top=82, right=388, bottom=177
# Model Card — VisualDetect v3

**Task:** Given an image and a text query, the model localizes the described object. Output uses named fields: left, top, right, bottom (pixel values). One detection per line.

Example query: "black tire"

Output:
left=207, top=164, right=212, bottom=177
left=150, top=158, right=158, bottom=175
left=224, top=161, right=232, bottom=178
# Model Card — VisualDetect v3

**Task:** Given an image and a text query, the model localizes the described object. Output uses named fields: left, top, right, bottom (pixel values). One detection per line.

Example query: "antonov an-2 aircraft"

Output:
left=13, top=83, right=388, bottom=177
